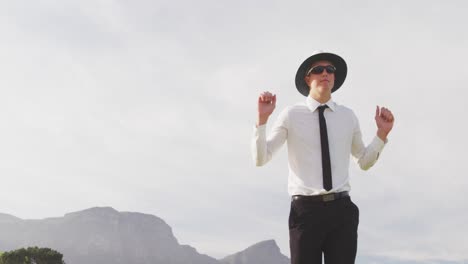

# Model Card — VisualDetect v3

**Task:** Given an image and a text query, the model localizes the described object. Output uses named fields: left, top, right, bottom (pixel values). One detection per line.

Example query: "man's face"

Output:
left=304, top=60, right=335, bottom=94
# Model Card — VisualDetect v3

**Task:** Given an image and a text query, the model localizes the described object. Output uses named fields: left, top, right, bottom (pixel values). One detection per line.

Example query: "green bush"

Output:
left=0, top=247, right=65, bottom=264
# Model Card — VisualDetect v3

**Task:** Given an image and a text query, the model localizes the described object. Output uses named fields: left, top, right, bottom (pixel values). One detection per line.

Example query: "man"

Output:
left=251, top=51, right=394, bottom=264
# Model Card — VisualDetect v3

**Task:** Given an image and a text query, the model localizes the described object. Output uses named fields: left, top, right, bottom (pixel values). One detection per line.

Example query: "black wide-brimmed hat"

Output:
left=295, top=51, right=347, bottom=96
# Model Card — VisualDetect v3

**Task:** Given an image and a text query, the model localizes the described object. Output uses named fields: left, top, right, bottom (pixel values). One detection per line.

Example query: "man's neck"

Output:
left=309, top=91, right=331, bottom=104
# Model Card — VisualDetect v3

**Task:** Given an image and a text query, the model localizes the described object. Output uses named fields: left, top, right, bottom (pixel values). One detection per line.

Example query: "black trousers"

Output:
left=289, top=196, right=359, bottom=264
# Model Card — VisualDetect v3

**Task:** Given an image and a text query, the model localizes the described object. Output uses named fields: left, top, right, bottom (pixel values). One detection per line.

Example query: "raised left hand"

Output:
left=375, top=106, right=394, bottom=139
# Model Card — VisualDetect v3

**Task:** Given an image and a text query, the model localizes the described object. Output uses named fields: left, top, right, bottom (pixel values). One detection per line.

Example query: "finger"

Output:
left=384, top=114, right=391, bottom=121
left=380, top=108, right=387, bottom=116
left=382, top=110, right=391, bottom=120
left=381, top=108, right=389, bottom=117
left=263, top=91, right=272, bottom=98
left=260, top=91, right=275, bottom=103
left=386, top=112, right=392, bottom=120
left=383, top=108, right=391, bottom=116
left=386, top=109, right=393, bottom=118
left=380, top=106, right=392, bottom=121
left=272, top=94, right=277, bottom=105
left=375, top=106, right=380, bottom=118
left=385, top=110, right=393, bottom=121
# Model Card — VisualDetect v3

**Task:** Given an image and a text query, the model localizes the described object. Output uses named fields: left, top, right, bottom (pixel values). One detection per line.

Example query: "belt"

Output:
left=292, top=191, right=349, bottom=202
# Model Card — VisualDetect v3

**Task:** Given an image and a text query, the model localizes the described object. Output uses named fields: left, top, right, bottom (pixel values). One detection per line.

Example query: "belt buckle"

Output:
left=322, top=193, right=335, bottom=202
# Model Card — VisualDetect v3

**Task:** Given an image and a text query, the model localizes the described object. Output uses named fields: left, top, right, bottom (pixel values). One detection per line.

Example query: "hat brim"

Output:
left=295, top=52, right=347, bottom=96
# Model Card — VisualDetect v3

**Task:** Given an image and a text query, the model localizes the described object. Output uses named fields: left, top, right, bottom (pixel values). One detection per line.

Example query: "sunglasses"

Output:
left=306, top=65, right=336, bottom=75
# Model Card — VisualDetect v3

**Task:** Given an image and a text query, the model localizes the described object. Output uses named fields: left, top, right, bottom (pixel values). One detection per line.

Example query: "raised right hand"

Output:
left=257, top=91, right=276, bottom=125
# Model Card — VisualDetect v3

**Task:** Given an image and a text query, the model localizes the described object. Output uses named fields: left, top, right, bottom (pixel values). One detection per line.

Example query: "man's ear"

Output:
left=304, top=75, right=310, bottom=85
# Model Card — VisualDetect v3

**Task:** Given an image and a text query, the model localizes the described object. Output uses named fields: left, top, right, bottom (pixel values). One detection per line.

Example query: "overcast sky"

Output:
left=1, top=0, right=467, bottom=261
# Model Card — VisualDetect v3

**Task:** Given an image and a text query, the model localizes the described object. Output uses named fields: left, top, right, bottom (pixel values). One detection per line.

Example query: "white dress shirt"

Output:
left=251, top=96, right=387, bottom=196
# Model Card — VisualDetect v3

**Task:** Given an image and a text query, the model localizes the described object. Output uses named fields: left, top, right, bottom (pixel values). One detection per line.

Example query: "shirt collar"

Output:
left=306, top=96, right=336, bottom=112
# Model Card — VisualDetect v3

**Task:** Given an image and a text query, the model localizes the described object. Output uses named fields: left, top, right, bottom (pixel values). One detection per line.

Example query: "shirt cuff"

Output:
left=370, top=135, right=387, bottom=153
left=254, top=124, right=266, bottom=130
left=253, top=124, right=266, bottom=139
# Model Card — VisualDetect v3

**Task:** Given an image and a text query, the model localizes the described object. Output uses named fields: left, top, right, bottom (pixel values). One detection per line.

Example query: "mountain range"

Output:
left=0, top=207, right=288, bottom=264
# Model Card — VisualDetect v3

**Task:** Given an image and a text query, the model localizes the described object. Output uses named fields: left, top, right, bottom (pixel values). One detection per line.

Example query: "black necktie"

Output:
left=318, top=105, right=332, bottom=191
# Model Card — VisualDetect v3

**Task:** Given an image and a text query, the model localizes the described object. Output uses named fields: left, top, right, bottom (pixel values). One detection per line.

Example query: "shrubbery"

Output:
left=0, top=247, right=65, bottom=264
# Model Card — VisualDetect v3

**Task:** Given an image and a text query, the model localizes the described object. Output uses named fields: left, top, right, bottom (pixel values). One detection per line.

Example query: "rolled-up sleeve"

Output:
left=350, top=111, right=387, bottom=170
left=251, top=108, right=289, bottom=166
